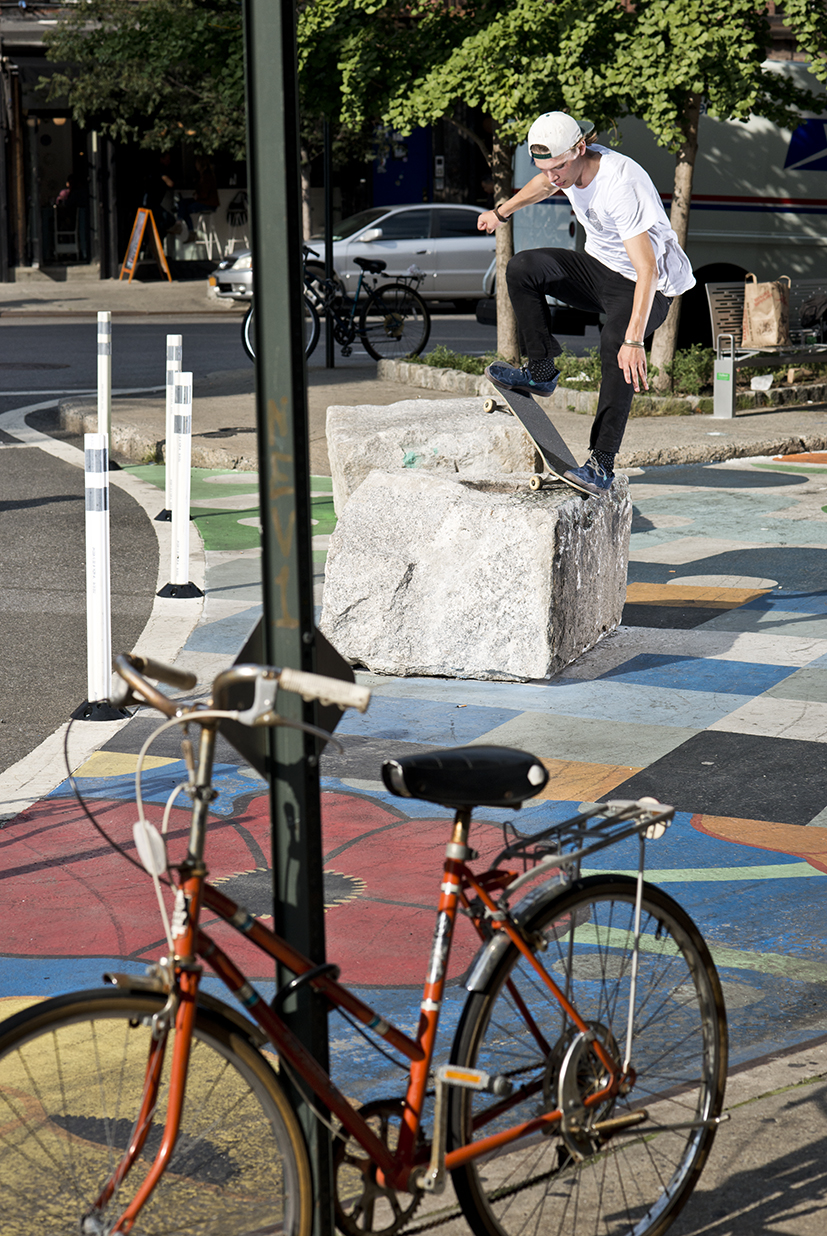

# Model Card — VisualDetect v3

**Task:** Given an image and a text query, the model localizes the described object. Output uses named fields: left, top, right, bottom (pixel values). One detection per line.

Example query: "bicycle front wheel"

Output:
left=242, top=301, right=255, bottom=360
left=303, top=292, right=321, bottom=358
left=358, top=284, right=430, bottom=360
left=449, top=875, right=727, bottom=1236
left=0, top=987, right=312, bottom=1236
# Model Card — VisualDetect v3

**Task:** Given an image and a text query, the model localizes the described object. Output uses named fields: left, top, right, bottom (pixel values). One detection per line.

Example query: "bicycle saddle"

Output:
left=382, top=745, right=548, bottom=809
left=354, top=256, right=387, bottom=274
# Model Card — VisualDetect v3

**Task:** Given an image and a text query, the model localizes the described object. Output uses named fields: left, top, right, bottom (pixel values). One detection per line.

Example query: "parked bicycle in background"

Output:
left=241, top=245, right=431, bottom=363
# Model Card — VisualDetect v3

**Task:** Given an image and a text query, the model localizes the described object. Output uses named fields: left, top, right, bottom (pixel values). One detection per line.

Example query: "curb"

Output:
left=376, top=359, right=827, bottom=417
left=58, top=396, right=258, bottom=472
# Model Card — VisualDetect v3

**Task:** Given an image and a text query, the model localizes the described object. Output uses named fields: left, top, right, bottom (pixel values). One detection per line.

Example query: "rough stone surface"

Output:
left=326, top=398, right=540, bottom=514
left=320, top=470, right=632, bottom=681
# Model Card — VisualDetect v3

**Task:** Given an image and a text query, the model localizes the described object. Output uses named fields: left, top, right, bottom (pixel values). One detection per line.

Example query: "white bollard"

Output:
left=159, top=334, right=183, bottom=520
left=83, top=433, right=112, bottom=705
left=97, top=311, right=112, bottom=439
left=158, top=372, right=203, bottom=598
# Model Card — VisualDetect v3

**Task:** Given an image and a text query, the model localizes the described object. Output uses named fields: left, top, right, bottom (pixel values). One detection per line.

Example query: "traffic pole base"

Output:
left=155, top=508, right=172, bottom=522
left=71, top=699, right=131, bottom=722
left=157, top=581, right=204, bottom=599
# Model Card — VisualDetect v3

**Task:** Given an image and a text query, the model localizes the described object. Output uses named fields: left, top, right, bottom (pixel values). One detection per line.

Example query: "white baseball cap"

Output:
left=527, top=112, right=594, bottom=158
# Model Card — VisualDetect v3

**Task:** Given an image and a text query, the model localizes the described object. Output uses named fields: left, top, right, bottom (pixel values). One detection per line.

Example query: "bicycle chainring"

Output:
left=333, top=1098, right=424, bottom=1236
left=333, top=320, right=356, bottom=347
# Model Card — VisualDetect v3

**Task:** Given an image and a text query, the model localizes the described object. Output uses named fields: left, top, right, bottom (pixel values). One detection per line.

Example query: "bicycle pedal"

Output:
left=437, top=1064, right=512, bottom=1097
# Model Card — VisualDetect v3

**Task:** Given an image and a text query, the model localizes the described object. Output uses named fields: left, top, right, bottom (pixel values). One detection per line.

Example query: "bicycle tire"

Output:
left=358, top=284, right=430, bottom=361
left=449, top=875, right=727, bottom=1236
left=242, top=301, right=255, bottom=360
left=303, top=292, right=321, bottom=358
left=0, top=987, right=313, bottom=1236
left=242, top=299, right=321, bottom=360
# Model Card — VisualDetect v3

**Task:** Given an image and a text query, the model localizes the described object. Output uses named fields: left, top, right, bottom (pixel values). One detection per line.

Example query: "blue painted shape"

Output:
left=597, top=653, right=796, bottom=695
left=184, top=605, right=262, bottom=653
left=740, top=590, right=827, bottom=614
left=335, top=696, right=522, bottom=745
left=48, top=762, right=265, bottom=818
left=506, top=679, right=753, bottom=728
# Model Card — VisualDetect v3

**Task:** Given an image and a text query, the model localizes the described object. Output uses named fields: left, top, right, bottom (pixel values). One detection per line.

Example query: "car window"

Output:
left=321, top=209, right=387, bottom=241
left=373, top=210, right=432, bottom=241
left=433, top=209, right=482, bottom=239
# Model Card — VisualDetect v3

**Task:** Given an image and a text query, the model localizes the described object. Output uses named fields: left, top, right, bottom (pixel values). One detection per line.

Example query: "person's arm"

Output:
left=477, top=173, right=560, bottom=233
left=617, top=231, right=659, bottom=393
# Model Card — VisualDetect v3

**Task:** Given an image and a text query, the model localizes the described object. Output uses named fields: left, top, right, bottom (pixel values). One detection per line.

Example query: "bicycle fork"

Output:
left=87, top=727, right=218, bottom=1233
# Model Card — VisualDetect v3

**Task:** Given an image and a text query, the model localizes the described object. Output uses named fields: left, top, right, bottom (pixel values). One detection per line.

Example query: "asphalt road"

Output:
left=0, top=310, right=597, bottom=776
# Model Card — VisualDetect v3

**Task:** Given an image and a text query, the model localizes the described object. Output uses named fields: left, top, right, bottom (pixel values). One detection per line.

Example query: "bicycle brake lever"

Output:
left=234, top=675, right=344, bottom=752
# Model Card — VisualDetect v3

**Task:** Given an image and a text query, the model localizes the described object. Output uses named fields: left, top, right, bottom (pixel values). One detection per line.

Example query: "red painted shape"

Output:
left=0, top=790, right=518, bottom=986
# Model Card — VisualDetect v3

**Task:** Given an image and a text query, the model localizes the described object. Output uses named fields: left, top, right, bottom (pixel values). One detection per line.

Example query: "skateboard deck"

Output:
left=484, top=379, right=592, bottom=496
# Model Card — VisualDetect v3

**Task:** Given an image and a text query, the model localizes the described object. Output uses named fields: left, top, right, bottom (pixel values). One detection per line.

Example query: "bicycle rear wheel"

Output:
left=449, top=875, right=727, bottom=1236
left=0, top=987, right=312, bottom=1236
left=359, top=284, right=430, bottom=360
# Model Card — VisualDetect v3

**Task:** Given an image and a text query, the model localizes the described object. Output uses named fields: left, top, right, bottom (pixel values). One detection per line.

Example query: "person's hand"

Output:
left=477, top=210, right=501, bottom=234
left=618, top=343, right=648, bottom=393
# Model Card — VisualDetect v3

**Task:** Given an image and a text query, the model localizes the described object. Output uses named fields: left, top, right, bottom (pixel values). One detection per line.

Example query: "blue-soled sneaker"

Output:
left=563, top=456, right=614, bottom=496
left=485, top=361, right=560, bottom=398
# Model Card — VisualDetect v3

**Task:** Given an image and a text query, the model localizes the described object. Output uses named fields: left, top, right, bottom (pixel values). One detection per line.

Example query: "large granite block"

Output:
left=320, top=471, right=632, bottom=682
left=326, top=398, right=539, bottom=514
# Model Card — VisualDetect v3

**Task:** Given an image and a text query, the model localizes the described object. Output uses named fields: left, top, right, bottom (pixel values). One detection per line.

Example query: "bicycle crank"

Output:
left=333, top=1098, right=424, bottom=1236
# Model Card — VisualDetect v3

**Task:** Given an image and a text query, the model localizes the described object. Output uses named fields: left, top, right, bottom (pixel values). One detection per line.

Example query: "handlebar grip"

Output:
left=278, top=667, right=371, bottom=713
left=128, top=655, right=198, bottom=691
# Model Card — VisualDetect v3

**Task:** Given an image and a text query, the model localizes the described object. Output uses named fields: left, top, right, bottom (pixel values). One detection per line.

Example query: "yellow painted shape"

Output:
left=0, top=996, right=43, bottom=1016
left=626, top=583, right=771, bottom=609
left=72, top=751, right=179, bottom=778
left=537, top=759, right=642, bottom=803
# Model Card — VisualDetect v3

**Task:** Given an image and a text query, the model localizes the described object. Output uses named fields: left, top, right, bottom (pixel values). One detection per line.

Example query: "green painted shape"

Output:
left=583, top=863, right=821, bottom=882
left=751, top=462, right=827, bottom=476
left=575, top=923, right=827, bottom=985
left=122, top=468, right=336, bottom=556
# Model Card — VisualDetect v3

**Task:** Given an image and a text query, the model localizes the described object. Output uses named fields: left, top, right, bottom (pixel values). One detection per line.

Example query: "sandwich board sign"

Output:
left=119, top=208, right=172, bottom=282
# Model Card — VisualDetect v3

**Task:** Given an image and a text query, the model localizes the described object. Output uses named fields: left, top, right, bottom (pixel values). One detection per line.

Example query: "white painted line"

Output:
left=0, top=397, right=205, bottom=821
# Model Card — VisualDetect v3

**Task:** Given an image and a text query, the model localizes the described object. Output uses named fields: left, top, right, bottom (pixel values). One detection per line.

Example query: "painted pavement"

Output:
left=3, top=456, right=827, bottom=1103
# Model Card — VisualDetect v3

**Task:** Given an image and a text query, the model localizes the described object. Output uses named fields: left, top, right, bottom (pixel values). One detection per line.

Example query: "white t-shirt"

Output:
left=561, top=146, right=695, bottom=297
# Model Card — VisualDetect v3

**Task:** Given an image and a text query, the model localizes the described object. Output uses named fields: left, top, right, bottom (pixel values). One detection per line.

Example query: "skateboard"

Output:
left=483, top=378, right=592, bottom=496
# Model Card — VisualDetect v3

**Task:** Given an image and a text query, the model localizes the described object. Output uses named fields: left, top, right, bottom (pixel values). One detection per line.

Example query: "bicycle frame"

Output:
left=96, top=656, right=673, bottom=1231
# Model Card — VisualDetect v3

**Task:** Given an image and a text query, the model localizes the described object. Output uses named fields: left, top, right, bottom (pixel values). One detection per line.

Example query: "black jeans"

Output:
left=506, top=248, right=672, bottom=455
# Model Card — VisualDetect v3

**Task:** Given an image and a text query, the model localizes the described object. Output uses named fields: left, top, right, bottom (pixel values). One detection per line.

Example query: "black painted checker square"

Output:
left=609, top=730, right=827, bottom=825
left=621, top=603, right=730, bottom=629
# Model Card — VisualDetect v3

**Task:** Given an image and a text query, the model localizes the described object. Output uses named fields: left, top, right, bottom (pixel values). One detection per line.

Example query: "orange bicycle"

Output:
left=0, top=654, right=727, bottom=1236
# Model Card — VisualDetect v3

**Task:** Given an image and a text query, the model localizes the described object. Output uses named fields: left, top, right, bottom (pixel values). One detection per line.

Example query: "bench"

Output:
left=706, top=279, right=827, bottom=418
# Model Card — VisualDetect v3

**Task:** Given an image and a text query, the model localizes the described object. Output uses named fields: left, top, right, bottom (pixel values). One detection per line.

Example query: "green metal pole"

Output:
left=242, top=3, right=333, bottom=1234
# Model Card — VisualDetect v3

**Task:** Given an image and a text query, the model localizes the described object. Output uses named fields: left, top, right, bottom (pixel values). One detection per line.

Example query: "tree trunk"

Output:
left=491, top=127, right=519, bottom=362
left=650, top=93, right=700, bottom=391
left=300, top=145, right=312, bottom=239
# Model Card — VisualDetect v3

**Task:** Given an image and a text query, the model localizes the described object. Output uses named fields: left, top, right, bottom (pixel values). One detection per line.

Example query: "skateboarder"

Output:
left=478, top=111, right=695, bottom=496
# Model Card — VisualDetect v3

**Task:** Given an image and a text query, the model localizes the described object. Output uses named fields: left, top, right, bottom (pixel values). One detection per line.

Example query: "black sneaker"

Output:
left=562, top=455, right=614, bottom=496
left=485, top=361, right=560, bottom=397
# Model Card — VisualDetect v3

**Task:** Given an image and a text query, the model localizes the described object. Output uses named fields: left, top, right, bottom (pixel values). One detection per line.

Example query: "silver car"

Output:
left=210, top=203, right=496, bottom=307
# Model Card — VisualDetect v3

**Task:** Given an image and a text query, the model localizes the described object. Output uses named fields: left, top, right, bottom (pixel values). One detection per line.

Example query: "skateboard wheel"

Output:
left=529, top=474, right=543, bottom=491
left=483, top=398, right=497, bottom=414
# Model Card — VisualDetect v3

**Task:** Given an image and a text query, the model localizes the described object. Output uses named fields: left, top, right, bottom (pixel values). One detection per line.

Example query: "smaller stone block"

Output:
left=320, top=471, right=632, bottom=682
left=326, top=398, right=538, bottom=514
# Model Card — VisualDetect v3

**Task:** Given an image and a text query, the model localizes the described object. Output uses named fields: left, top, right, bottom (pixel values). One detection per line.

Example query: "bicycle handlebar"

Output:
left=112, top=654, right=371, bottom=726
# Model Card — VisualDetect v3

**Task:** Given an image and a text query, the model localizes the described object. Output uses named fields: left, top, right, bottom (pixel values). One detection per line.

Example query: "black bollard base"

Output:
left=155, top=508, right=172, bottom=522
left=157, top=581, right=204, bottom=599
left=71, top=699, right=131, bottom=722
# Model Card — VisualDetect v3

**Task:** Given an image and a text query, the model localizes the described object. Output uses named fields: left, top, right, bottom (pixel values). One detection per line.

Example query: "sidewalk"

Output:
left=3, top=283, right=827, bottom=1231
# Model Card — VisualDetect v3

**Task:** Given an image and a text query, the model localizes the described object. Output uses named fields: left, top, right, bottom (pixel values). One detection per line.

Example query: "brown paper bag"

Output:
left=741, top=273, right=791, bottom=347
